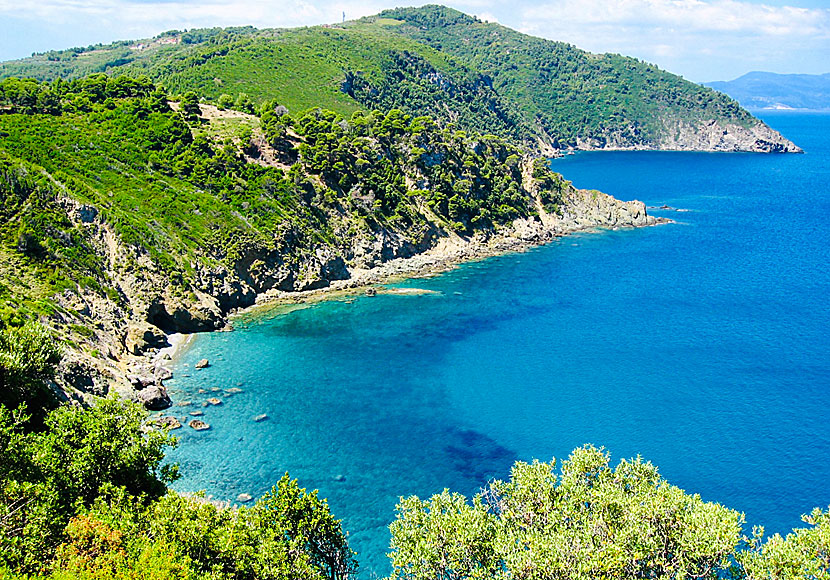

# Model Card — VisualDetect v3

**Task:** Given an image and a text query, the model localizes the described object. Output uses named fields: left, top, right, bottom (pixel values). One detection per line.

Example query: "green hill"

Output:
left=0, top=6, right=799, bottom=152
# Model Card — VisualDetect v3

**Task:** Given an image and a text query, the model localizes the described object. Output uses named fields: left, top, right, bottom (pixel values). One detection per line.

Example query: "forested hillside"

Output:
left=0, top=73, right=652, bottom=402
left=0, top=6, right=799, bottom=152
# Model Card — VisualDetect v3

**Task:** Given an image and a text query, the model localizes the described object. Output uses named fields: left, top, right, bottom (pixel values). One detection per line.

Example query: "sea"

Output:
left=164, top=112, right=830, bottom=578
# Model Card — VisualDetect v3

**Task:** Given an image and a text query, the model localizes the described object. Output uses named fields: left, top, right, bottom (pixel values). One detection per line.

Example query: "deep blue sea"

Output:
left=165, top=112, right=830, bottom=578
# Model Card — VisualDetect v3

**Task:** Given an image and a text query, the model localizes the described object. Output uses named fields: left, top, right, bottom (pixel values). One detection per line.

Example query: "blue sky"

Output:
left=1, top=0, right=828, bottom=82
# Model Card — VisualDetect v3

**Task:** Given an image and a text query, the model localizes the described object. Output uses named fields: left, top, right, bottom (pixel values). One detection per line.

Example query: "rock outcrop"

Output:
left=574, top=118, right=801, bottom=153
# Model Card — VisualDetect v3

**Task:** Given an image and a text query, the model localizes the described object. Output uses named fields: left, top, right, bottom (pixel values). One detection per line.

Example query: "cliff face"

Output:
left=656, top=119, right=802, bottom=153
left=574, top=118, right=801, bottom=153
left=50, top=158, right=662, bottom=406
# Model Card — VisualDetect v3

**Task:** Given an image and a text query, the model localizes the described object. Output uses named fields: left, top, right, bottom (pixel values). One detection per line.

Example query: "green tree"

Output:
left=0, top=399, right=177, bottom=572
left=741, top=507, right=830, bottom=579
left=179, top=91, right=202, bottom=124
left=0, top=322, right=62, bottom=414
left=217, top=93, right=234, bottom=110
left=388, top=445, right=745, bottom=580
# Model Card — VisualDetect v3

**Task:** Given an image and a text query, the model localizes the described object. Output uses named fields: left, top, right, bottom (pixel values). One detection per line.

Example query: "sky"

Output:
left=1, top=0, right=828, bottom=82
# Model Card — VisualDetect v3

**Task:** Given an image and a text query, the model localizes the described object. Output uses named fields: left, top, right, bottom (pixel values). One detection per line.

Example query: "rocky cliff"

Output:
left=574, top=117, right=801, bottom=153
left=50, top=157, right=662, bottom=408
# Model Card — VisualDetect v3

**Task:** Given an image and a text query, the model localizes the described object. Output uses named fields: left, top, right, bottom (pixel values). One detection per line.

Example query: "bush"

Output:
left=0, top=322, right=62, bottom=416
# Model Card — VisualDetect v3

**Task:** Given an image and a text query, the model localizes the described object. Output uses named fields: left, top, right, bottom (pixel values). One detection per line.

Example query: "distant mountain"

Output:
left=0, top=5, right=798, bottom=152
left=706, top=72, right=830, bottom=111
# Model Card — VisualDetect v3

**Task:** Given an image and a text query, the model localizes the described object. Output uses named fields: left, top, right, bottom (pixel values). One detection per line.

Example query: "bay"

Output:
left=165, top=112, right=830, bottom=578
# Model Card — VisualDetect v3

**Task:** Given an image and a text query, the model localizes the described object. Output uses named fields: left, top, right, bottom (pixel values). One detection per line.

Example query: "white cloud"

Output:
left=517, top=0, right=830, bottom=80
left=0, top=0, right=827, bottom=80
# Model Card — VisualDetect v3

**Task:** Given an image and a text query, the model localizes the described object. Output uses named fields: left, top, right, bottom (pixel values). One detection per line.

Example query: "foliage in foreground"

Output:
left=0, top=319, right=827, bottom=580
left=388, top=446, right=830, bottom=580
left=0, top=396, right=356, bottom=580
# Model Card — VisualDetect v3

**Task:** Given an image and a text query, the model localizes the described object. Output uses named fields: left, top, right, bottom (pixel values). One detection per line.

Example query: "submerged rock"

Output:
left=237, top=493, right=253, bottom=503
left=206, top=397, right=222, bottom=405
left=195, top=359, right=210, bottom=369
left=189, top=419, right=210, bottom=431
left=253, top=413, right=268, bottom=422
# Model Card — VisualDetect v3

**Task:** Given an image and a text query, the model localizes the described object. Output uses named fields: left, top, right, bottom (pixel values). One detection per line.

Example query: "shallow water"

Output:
left=165, top=112, right=830, bottom=578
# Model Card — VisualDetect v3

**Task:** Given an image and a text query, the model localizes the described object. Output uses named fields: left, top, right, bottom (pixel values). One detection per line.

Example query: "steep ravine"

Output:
left=49, top=159, right=664, bottom=408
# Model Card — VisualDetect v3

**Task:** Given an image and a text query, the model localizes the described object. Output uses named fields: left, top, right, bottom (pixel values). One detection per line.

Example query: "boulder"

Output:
left=136, top=385, right=172, bottom=410
left=155, top=366, right=173, bottom=381
left=206, top=397, right=222, bottom=406
left=125, top=322, right=168, bottom=355
left=195, top=359, right=210, bottom=369
left=189, top=419, right=210, bottom=431
left=128, top=374, right=156, bottom=389
left=157, top=416, right=182, bottom=430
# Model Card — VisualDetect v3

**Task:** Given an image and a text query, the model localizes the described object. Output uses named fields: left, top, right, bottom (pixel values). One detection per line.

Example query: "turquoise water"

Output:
left=165, top=112, right=830, bottom=578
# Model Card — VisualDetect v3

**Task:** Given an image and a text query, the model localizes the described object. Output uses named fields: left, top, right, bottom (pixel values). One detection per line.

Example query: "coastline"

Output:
left=137, top=187, right=672, bottom=401
left=231, top=217, right=672, bottom=324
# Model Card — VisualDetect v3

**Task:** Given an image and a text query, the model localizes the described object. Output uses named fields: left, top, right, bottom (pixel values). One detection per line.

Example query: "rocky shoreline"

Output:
left=128, top=189, right=670, bottom=412
left=46, top=163, right=670, bottom=409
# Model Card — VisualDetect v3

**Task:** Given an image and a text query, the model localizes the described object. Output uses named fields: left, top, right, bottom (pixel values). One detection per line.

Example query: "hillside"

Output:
left=706, top=71, right=830, bottom=111
left=0, top=6, right=799, bottom=153
left=0, top=74, right=659, bottom=405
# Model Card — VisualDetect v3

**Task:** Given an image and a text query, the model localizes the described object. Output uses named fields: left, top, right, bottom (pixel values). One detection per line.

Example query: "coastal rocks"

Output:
left=253, top=413, right=268, bottom=422
left=124, top=322, right=168, bottom=355
left=147, top=294, right=224, bottom=334
left=237, top=493, right=253, bottom=503
left=189, top=419, right=210, bottom=431
left=60, top=359, right=108, bottom=397
left=155, top=416, right=182, bottom=430
left=195, top=359, right=210, bottom=369
left=657, top=118, right=802, bottom=153
left=155, top=366, right=173, bottom=381
left=206, top=397, right=222, bottom=406
left=128, top=374, right=156, bottom=389
left=136, top=385, right=172, bottom=410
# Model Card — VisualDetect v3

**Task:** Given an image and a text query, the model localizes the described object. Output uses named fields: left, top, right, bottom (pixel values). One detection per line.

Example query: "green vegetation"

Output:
left=0, top=322, right=62, bottom=419
left=0, top=6, right=763, bottom=150
left=0, top=73, right=572, bottom=342
left=0, top=324, right=827, bottom=579
left=389, top=447, right=744, bottom=579
left=375, top=6, right=754, bottom=147
left=0, top=328, right=356, bottom=579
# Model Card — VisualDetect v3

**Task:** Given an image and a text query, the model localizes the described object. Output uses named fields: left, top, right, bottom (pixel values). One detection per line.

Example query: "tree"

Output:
left=179, top=91, right=202, bottom=124
left=0, top=399, right=177, bottom=572
left=388, top=445, right=745, bottom=580
left=0, top=322, right=62, bottom=414
left=217, top=93, right=234, bottom=110
left=741, top=507, right=830, bottom=579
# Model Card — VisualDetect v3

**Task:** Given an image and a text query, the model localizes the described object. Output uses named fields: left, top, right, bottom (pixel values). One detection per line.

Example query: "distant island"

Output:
left=706, top=71, right=830, bottom=111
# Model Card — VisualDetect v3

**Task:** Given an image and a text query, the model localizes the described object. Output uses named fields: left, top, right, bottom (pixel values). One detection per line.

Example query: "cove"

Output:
left=164, top=112, right=830, bottom=578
